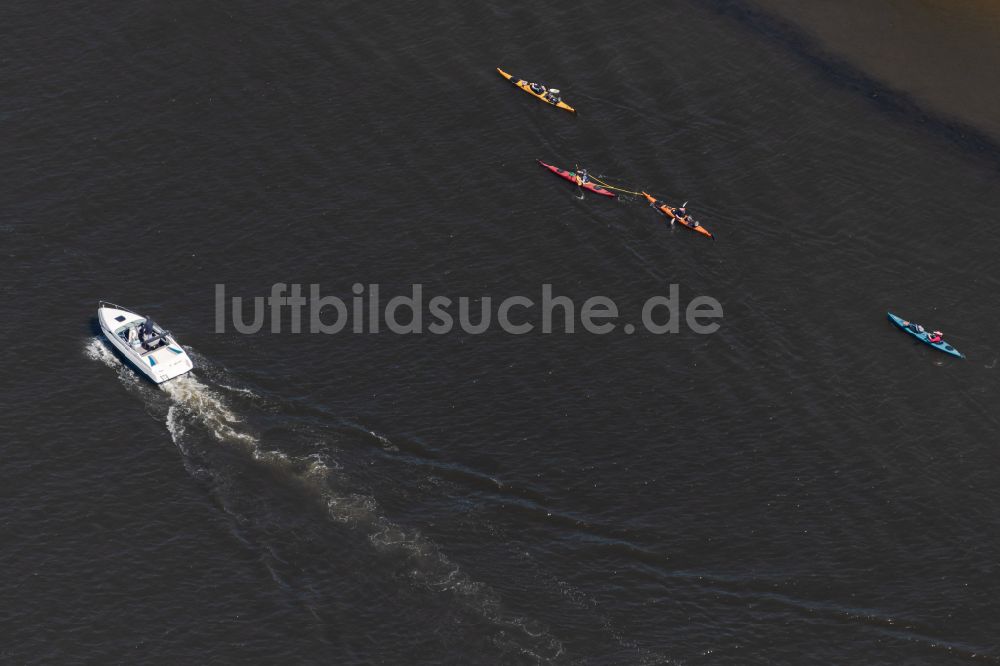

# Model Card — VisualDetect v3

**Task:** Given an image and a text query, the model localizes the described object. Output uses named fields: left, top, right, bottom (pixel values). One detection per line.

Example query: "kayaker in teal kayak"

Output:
left=889, top=313, right=965, bottom=359
left=908, top=321, right=943, bottom=340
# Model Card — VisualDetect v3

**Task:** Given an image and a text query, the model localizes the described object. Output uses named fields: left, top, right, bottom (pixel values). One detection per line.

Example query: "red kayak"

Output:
left=537, top=160, right=615, bottom=198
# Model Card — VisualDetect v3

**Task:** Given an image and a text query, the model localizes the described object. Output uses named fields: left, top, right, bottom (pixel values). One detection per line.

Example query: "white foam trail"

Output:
left=164, top=404, right=186, bottom=441
left=369, top=429, right=398, bottom=452
left=312, top=471, right=563, bottom=659
left=184, top=346, right=264, bottom=401
left=161, top=376, right=257, bottom=447
left=85, top=336, right=146, bottom=390
left=217, top=382, right=262, bottom=399
left=84, top=336, right=120, bottom=369
left=85, top=340, right=564, bottom=661
left=339, top=419, right=400, bottom=452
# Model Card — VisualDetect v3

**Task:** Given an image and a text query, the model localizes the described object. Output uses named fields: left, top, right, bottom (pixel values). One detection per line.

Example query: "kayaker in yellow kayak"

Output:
left=497, top=68, right=576, bottom=113
left=528, top=83, right=562, bottom=104
left=527, top=82, right=561, bottom=104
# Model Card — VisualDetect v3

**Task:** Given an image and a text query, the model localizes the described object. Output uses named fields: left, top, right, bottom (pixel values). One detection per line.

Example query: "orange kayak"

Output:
left=642, top=192, right=714, bottom=240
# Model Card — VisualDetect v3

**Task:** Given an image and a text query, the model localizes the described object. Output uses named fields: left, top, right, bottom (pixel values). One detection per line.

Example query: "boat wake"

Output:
left=161, top=377, right=257, bottom=448
left=84, top=336, right=565, bottom=662
left=85, top=336, right=141, bottom=386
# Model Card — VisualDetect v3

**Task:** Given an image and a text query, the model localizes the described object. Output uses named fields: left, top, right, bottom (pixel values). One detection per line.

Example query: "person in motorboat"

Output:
left=529, top=82, right=546, bottom=95
left=927, top=330, right=944, bottom=343
left=140, top=319, right=160, bottom=350
left=126, top=325, right=140, bottom=347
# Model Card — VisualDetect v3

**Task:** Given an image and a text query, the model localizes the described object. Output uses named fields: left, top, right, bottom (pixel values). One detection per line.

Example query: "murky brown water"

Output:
left=755, top=0, right=1000, bottom=141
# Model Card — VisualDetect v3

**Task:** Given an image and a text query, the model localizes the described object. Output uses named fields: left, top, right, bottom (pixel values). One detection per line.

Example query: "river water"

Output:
left=4, top=0, right=999, bottom=663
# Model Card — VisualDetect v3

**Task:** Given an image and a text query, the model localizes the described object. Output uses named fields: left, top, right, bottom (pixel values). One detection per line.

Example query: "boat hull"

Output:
left=98, top=303, right=194, bottom=383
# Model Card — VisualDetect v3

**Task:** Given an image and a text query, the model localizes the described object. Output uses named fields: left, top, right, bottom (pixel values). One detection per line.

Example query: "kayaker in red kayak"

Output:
left=537, top=160, right=616, bottom=197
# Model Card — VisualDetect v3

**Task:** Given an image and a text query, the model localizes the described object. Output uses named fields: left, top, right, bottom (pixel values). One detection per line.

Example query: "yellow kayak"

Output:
left=496, top=67, right=576, bottom=114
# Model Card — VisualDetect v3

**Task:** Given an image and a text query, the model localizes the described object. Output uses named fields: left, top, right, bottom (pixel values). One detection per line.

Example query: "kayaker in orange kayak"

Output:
left=642, top=192, right=715, bottom=240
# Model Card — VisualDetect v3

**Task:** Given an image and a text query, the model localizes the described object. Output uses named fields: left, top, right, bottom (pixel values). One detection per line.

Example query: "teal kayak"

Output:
left=887, top=312, right=965, bottom=359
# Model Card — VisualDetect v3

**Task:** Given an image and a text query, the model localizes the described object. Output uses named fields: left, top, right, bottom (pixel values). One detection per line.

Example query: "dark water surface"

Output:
left=4, top=1, right=1000, bottom=663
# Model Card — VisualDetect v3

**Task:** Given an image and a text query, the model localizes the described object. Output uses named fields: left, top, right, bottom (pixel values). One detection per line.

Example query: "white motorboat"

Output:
left=97, top=301, right=194, bottom=383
